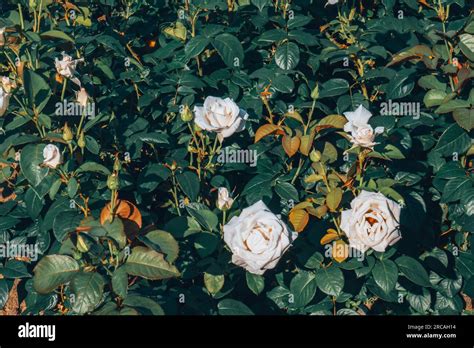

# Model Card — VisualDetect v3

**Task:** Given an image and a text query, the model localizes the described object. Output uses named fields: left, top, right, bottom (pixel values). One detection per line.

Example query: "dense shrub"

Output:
left=0, top=0, right=473, bottom=315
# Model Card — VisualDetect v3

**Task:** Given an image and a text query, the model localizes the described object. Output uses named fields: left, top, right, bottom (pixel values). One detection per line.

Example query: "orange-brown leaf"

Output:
left=282, top=135, right=300, bottom=157
left=100, top=199, right=142, bottom=229
left=254, top=124, right=282, bottom=143
left=289, top=209, right=309, bottom=233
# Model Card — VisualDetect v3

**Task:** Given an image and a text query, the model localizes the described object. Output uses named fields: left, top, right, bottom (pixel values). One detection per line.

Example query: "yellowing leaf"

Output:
left=282, top=135, right=300, bottom=157
left=316, top=114, right=347, bottom=129
left=320, top=231, right=338, bottom=245
left=254, top=124, right=283, bottom=143
left=326, top=187, right=342, bottom=212
left=284, top=111, right=304, bottom=124
left=332, top=239, right=349, bottom=263
left=299, top=134, right=314, bottom=156
left=289, top=209, right=309, bottom=233
left=304, top=173, right=323, bottom=183
left=292, top=201, right=313, bottom=210
left=308, top=205, right=327, bottom=218
left=163, top=22, right=187, bottom=41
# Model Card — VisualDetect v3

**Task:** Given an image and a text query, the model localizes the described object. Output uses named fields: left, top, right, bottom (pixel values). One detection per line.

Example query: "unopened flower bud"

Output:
left=107, top=173, right=120, bottom=190
left=63, top=123, right=73, bottom=142
left=113, top=157, right=121, bottom=172
left=78, top=131, right=86, bottom=149
left=180, top=105, right=193, bottom=122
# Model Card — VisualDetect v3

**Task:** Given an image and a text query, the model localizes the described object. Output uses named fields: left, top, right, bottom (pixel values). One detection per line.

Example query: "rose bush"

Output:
left=0, top=0, right=472, bottom=316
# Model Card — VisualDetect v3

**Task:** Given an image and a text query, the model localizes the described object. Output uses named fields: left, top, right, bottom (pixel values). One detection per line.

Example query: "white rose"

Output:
left=42, top=144, right=62, bottom=169
left=325, top=0, right=339, bottom=6
left=2, top=76, right=16, bottom=94
left=343, top=105, right=384, bottom=149
left=76, top=87, right=89, bottom=107
left=55, top=53, right=84, bottom=86
left=223, top=200, right=298, bottom=275
left=0, top=27, right=6, bottom=47
left=340, top=190, right=402, bottom=253
left=217, top=187, right=234, bottom=211
left=0, top=87, right=11, bottom=117
left=194, top=96, right=248, bottom=142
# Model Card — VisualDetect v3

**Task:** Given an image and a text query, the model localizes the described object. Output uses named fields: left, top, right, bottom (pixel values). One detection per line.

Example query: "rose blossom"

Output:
left=55, top=53, right=84, bottom=86
left=217, top=187, right=234, bottom=211
left=343, top=105, right=384, bottom=149
left=42, top=144, right=62, bottom=169
left=194, top=96, right=248, bottom=142
left=340, top=190, right=402, bottom=253
left=223, top=200, right=297, bottom=275
left=76, top=87, right=89, bottom=107
left=0, top=27, right=6, bottom=47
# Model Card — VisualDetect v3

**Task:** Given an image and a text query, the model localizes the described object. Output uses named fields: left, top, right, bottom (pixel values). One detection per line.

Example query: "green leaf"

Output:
left=112, top=267, right=128, bottom=299
left=433, top=123, right=471, bottom=156
left=407, top=288, right=431, bottom=314
left=459, top=33, right=474, bottom=61
left=453, top=108, right=474, bottom=131
left=20, top=143, right=49, bottom=187
left=41, top=30, right=75, bottom=43
left=423, top=89, right=447, bottom=107
left=138, top=132, right=170, bottom=146
left=194, top=232, right=219, bottom=258
left=177, top=171, right=200, bottom=201
left=213, top=33, right=244, bottom=68
left=76, top=162, right=111, bottom=175
left=102, top=218, right=126, bottom=249
left=71, top=272, right=105, bottom=314
left=246, top=272, right=265, bottom=295
left=125, top=246, right=180, bottom=280
left=217, top=299, right=254, bottom=315
left=289, top=270, right=317, bottom=308
left=372, top=259, right=398, bottom=293
left=185, top=35, right=210, bottom=59
left=435, top=99, right=471, bottom=114
left=395, top=256, right=431, bottom=287
left=53, top=211, right=83, bottom=242
left=274, top=181, right=299, bottom=201
left=23, top=69, right=51, bottom=113
left=25, top=187, right=44, bottom=219
left=122, top=295, right=165, bottom=315
left=275, top=42, right=300, bottom=70
left=319, top=79, right=349, bottom=98
left=33, top=255, right=80, bottom=294
left=441, top=177, right=472, bottom=203
left=316, top=266, right=344, bottom=297
left=186, top=205, right=218, bottom=232
left=204, top=272, right=225, bottom=295
left=143, top=230, right=179, bottom=263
